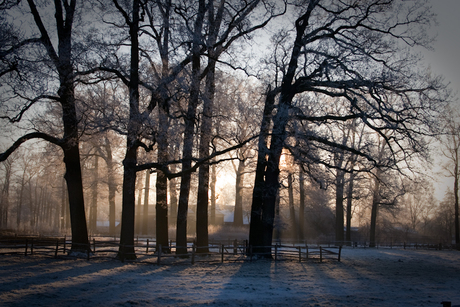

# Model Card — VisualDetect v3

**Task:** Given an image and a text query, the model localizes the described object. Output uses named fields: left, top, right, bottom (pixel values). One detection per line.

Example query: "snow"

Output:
left=0, top=247, right=459, bottom=306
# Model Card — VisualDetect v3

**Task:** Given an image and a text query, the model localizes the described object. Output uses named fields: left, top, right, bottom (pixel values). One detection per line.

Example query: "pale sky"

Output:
left=424, top=0, right=460, bottom=100
left=424, top=0, right=460, bottom=200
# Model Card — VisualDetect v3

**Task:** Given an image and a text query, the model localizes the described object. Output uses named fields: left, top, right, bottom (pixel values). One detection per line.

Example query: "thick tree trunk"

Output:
left=104, top=137, right=117, bottom=236
left=90, top=156, right=98, bottom=233
left=119, top=147, right=138, bottom=259
left=234, top=159, right=245, bottom=227
left=135, top=174, right=143, bottom=234
left=210, top=159, right=217, bottom=225
left=454, top=156, right=459, bottom=245
left=335, top=170, right=345, bottom=244
left=156, top=101, right=170, bottom=250
left=298, top=167, right=305, bottom=242
left=156, top=169, right=169, bottom=251
left=176, top=0, right=206, bottom=255
left=63, top=144, right=89, bottom=252
left=118, top=0, right=141, bottom=260
left=249, top=88, right=277, bottom=255
left=369, top=173, right=380, bottom=248
left=27, top=0, right=90, bottom=252
left=345, top=169, right=355, bottom=244
left=169, top=161, right=178, bottom=226
left=288, top=172, right=297, bottom=241
left=249, top=7, right=312, bottom=256
left=0, top=159, right=12, bottom=228
left=196, top=0, right=225, bottom=253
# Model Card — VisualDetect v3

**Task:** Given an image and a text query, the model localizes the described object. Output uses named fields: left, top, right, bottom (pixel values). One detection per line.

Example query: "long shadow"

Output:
left=0, top=255, right=191, bottom=307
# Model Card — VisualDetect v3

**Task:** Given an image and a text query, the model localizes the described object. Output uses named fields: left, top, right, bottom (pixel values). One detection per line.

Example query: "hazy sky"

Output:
left=425, top=0, right=460, bottom=101
left=423, top=0, right=460, bottom=199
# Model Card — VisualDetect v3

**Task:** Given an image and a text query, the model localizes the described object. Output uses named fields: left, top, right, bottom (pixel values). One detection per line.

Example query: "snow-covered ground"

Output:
left=0, top=247, right=459, bottom=306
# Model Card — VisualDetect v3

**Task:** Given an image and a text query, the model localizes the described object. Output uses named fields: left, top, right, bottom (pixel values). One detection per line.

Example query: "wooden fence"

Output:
left=0, top=237, right=342, bottom=264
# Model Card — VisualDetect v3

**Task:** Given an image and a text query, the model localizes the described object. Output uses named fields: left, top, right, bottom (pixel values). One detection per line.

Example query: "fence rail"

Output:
left=0, top=237, right=343, bottom=264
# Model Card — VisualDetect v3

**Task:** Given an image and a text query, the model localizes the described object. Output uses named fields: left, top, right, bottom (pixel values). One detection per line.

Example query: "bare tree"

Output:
left=439, top=108, right=460, bottom=246
left=0, top=1, right=91, bottom=252
left=249, top=0, right=447, bottom=256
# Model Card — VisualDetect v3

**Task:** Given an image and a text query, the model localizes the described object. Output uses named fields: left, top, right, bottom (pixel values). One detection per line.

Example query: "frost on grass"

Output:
left=0, top=248, right=459, bottom=306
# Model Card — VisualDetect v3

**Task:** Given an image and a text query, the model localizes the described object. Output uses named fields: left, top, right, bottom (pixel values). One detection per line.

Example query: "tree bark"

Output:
left=249, top=6, right=313, bottom=256
left=103, top=136, right=117, bottom=236
left=176, top=0, right=206, bottom=255
left=345, top=169, right=355, bottom=244
left=234, top=159, right=245, bottom=227
left=26, top=0, right=90, bottom=252
left=288, top=172, right=297, bottom=241
left=335, top=170, right=345, bottom=244
left=248, top=88, right=277, bottom=255
left=298, top=166, right=305, bottom=242
left=369, top=171, right=381, bottom=248
left=454, top=151, right=459, bottom=245
left=210, top=158, right=217, bottom=225
left=90, top=155, right=98, bottom=233
left=118, top=0, right=141, bottom=260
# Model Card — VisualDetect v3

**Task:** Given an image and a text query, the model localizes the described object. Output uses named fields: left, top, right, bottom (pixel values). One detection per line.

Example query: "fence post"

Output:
left=305, top=244, right=308, bottom=260
left=158, top=244, right=162, bottom=265
left=25, top=239, right=28, bottom=256
left=221, top=244, right=224, bottom=263
left=63, top=235, right=66, bottom=254
left=93, top=238, right=96, bottom=253
left=146, top=239, right=149, bottom=253
left=31, top=239, right=34, bottom=255
left=338, top=246, right=342, bottom=262
left=233, top=239, right=237, bottom=255
left=298, top=246, right=301, bottom=263
left=54, top=240, right=59, bottom=258
left=320, top=246, right=322, bottom=263
left=274, top=244, right=278, bottom=261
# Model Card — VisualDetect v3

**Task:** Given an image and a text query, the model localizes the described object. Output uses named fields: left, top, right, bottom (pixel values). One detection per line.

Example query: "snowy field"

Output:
left=0, top=247, right=459, bottom=306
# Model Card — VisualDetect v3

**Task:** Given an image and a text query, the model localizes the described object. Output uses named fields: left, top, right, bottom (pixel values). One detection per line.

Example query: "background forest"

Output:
left=0, top=0, right=458, bottom=258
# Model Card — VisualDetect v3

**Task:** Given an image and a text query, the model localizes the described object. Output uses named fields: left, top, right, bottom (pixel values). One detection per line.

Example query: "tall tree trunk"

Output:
left=335, top=170, right=345, bottom=244
left=288, top=172, right=297, bottom=241
left=90, top=156, right=98, bottom=233
left=104, top=137, right=117, bottom=236
left=143, top=169, right=150, bottom=235
left=156, top=101, right=169, bottom=249
left=0, top=158, right=12, bottom=228
left=369, top=171, right=381, bottom=248
left=118, top=0, right=141, bottom=260
left=234, top=159, right=245, bottom=227
left=454, top=153, right=459, bottom=245
left=135, top=174, right=143, bottom=234
left=27, top=0, right=90, bottom=252
left=196, top=0, right=225, bottom=253
left=17, top=168, right=26, bottom=231
left=155, top=0, right=171, bottom=251
left=249, top=7, right=313, bottom=256
left=273, top=189, right=281, bottom=243
left=298, top=166, right=305, bottom=242
left=176, top=0, right=206, bottom=255
left=210, top=158, right=217, bottom=225
left=169, top=159, right=178, bottom=226
left=248, top=88, right=277, bottom=255
left=369, top=139, right=385, bottom=248
left=345, top=169, right=355, bottom=244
